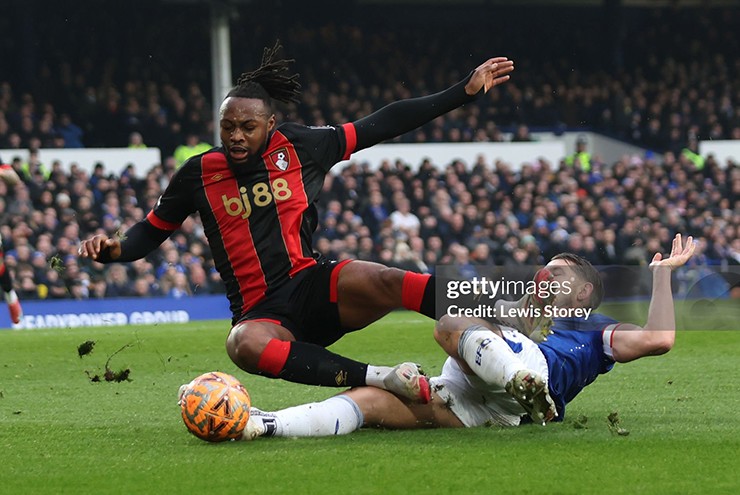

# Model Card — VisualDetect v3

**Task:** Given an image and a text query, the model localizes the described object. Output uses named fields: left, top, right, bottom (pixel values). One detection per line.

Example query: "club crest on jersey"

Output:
left=269, top=148, right=290, bottom=171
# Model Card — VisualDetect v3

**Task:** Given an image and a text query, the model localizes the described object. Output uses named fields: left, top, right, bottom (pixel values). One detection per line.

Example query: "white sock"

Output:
left=458, top=326, right=526, bottom=387
left=4, top=290, right=18, bottom=304
left=265, top=395, right=363, bottom=437
left=365, top=365, right=393, bottom=388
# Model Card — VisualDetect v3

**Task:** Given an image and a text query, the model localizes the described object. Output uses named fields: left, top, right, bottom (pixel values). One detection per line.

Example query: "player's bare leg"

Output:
left=344, top=386, right=463, bottom=430
left=333, top=261, right=409, bottom=328
left=226, top=318, right=430, bottom=403
left=244, top=386, right=462, bottom=440
left=226, top=320, right=296, bottom=374
left=332, top=260, right=433, bottom=402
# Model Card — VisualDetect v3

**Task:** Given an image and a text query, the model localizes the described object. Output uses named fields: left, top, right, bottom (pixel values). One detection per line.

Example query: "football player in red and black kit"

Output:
left=0, top=158, right=23, bottom=325
left=79, top=44, right=515, bottom=402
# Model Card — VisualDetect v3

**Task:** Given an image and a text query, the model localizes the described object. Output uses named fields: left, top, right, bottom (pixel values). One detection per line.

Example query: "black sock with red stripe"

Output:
left=257, top=339, right=368, bottom=387
left=401, top=272, right=436, bottom=319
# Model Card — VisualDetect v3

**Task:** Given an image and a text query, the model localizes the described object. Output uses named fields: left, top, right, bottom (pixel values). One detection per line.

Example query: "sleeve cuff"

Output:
left=146, top=211, right=181, bottom=231
left=341, top=122, right=357, bottom=160
left=602, top=324, right=621, bottom=361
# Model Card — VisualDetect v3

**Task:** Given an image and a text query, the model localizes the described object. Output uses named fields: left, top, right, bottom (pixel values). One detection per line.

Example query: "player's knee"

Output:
left=226, top=322, right=268, bottom=373
left=434, top=317, right=462, bottom=356
left=436, top=314, right=465, bottom=335
left=341, top=387, right=391, bottom=427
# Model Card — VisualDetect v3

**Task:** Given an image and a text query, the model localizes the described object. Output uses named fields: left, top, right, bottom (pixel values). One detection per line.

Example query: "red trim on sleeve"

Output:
left=146, top=211, right=181, bottom=231
left=341, top=123, right=357, bottom=160
left=329, top=259, right=353, bottom=303
left=0, top=164, right=12, bottom=170
left=609, top=323, right=624, bottom=348
left=402, top=272, right=432, bottom=312
left=256, top=339, right=291, bottom=377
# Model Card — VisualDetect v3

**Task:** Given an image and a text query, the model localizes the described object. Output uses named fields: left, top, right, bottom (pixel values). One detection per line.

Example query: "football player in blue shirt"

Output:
left=242, top=233, right=695, bottom=438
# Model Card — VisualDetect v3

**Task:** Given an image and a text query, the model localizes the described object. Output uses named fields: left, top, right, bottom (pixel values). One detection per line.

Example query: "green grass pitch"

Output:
left=1, top=307, right=738, bottom=494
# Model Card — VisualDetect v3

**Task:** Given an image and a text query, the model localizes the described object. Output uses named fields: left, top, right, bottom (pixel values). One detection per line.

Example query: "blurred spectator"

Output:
left=88, top=276, right=108, bottom=299
left=173, top=133, right=211, bottom=167
left=69, top=280, right=89, bottom=300
left=104, top=264, right=133, bottom=298
left=128, top=132, right=147, bottom=149
left=448, top=243, right=478, bottom=280
left=132, top=276, right=158, bottom=298
left=166, top=271, right=192, bottom=298
left=565, top=136, right=592, bottom=172
left=389, top=198, right=420, bottom=240
left=390, top=242, right=427, bottom=273
left=55, top=114, right=84, bottom=148
left=40, top=268, right=69, bottom=299
left=512, top=124, right=533, bottom=142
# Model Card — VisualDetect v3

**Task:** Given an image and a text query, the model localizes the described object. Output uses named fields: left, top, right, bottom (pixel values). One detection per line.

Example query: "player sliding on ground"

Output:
left=242, top=234, right=694, bottom=438
left=80, top=42, right=517, bottom=403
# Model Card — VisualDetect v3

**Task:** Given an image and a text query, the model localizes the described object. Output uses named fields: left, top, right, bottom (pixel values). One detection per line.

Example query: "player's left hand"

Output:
left=465, top=57, right=515, bottom=96
left=649, top=233, right=696, bottom=271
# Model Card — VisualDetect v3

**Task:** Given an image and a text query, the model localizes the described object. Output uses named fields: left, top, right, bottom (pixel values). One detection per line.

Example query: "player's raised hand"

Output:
left=78, top=234, right=122, bottom=261
left=465, top=57, right=514, bottom=96
left=649, top=233, right=696, bottom=271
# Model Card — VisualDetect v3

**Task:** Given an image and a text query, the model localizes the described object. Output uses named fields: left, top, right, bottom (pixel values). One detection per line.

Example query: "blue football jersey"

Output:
left=538, top=313, right=618, bottom=420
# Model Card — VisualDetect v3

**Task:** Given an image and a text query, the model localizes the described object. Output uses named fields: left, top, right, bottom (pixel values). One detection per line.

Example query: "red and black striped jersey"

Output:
left=147, top=122, right=357, bottom=320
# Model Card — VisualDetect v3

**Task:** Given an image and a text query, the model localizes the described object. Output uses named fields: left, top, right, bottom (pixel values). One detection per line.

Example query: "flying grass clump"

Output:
left=78, top=341, right=133, bottom=383
left=607, top=411, right=630, bottom=436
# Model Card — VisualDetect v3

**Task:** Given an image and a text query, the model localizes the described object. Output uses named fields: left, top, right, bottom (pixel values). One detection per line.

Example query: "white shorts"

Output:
left=429, top=329, right=549, bottom=428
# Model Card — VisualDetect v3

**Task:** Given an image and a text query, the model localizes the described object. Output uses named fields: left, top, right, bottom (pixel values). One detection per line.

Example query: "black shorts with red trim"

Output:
left=237, top=258, right=354, bottom=347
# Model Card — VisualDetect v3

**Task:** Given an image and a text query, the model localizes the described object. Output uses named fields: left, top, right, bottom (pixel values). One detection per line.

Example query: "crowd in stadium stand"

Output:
left=1, top=8, right=738, bottom=154
left=0, top=6, right=738, bottom=300
left=1, top=145, right=737, bottom=301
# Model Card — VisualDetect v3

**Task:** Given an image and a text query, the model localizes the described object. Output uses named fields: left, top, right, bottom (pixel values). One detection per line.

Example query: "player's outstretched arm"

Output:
left=78, top=220, right=172, bottom=263
left=610, top=234, right=696, bottom=363
left=351, top=57, right=514, bottom=152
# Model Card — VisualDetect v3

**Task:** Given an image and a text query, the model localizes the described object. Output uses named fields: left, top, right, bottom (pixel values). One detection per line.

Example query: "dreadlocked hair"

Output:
left=228, top=41, right=301, bottom=108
